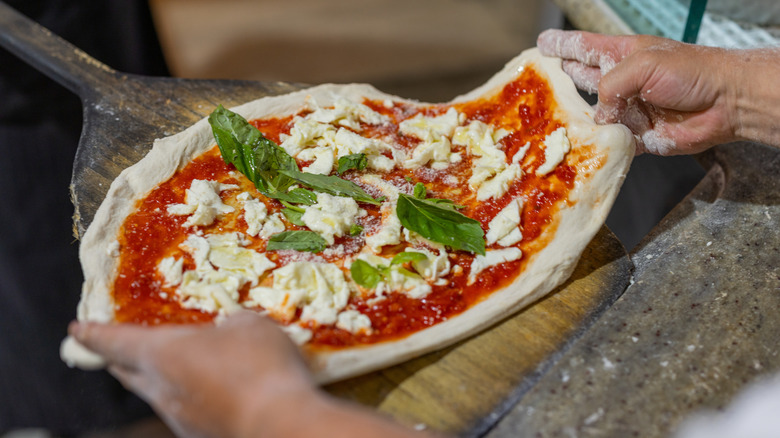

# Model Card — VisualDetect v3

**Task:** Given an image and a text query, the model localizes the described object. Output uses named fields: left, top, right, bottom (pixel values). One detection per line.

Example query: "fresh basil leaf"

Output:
left=425, top=198, right=465, bottom=211
left=413, top=183, right=427, bottom=199
left=266, top=230, right=327, bottom=253
left=281, top=208, right=305, bottom=226
left=350, top=259, right=383, bottom=289
left=208, top=105, right=260, bottom=177
left=391, top=251, right=428, bottom=266
left=208, top=105, right=299, bottom=196
left=279, top=169, right=382, bottom=205
left=349, top=224, right=364, bottom=236
left=412, top=183, right=463, bottom=211
left=337, top=153, right=368, bottom=175
left=396, top=193, right=486, bottom=255
left=271, top=187, right=317, bottom=205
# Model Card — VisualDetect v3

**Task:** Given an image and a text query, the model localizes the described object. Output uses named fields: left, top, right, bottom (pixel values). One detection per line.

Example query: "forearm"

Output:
left=729, top=48, right=780, bottom=148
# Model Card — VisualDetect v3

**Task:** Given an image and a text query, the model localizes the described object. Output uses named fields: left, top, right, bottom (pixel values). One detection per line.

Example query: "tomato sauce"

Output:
left=112, top=67, right=593, bottom=347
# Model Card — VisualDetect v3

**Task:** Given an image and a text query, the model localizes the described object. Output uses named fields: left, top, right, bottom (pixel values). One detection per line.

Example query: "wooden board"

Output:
left=327, top=226, right=631, bottom=436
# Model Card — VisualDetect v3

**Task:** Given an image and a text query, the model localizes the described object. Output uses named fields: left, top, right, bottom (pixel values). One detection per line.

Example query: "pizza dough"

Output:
left=62, top=48, right=634, bottom=383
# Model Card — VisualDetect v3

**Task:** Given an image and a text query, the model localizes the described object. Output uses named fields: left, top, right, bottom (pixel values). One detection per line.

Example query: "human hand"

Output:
left=69, top=311, right=316, bottom=438
left=537, top=29, right=743, bottom=155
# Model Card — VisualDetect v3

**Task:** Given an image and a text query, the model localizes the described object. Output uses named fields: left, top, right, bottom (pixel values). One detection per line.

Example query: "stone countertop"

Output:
left=485, top=142, right=780, bottom=437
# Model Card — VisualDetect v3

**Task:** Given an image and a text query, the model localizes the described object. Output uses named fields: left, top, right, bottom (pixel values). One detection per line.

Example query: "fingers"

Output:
left=562, top=60, right=601, bottom=94
left=69, top=321, right=161, bottom=370
left=220, top=308, right=272, bottom=328
left=537, top=29, right=626, bottom=71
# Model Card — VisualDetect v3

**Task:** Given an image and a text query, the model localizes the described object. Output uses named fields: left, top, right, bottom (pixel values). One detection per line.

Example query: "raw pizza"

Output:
left=62, top=48, right=634, bottom=383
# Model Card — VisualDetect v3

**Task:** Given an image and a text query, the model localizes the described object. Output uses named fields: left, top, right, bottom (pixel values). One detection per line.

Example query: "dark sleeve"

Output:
left=0, top=1, right=168, bottom=433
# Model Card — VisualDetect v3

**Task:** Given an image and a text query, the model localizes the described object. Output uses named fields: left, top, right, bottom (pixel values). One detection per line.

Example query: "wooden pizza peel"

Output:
left=0, top=3, right=632, bottom=436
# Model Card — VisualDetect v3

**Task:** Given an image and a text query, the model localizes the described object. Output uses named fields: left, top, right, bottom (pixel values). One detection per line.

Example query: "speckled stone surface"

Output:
left=485, top=142, right=780, bottom=437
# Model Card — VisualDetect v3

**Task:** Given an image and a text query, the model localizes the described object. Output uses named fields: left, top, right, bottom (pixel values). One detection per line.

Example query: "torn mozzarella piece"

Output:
left=179, top=234, right=211, bottom=272
left=354, top=253, right=432, bottom=299
left=358, top=174, right=402, bottom=202
left=158, top=256, right=184, bottom=287
left=476, top=163, right=521, bottom=201
left=468, top=248, right=523, bottom=285
left=383, top=267, right=432, bottom=299
left=282, top=324, right=313, bottom=345
left=485, top=198, right=524, bottom=246
left=536, top=127, right=571, bottom=176
left=365, top=202, right=402, bottom=253
left=178, top=269, right=243, bottom=314
left=167, top=179, right=238, bottom=227
left=170, top=233, right=276, bottom=315
left=453, top=121, right=518, bottom=199
left=308, top=97, right=390, bottom=130
left=407, top=246, right=451, bottom=285
left=336, top=309, right=372, bottom=334
left=280, top=107, right=396, bottom=173
left=403, top=137, right=453, bottom=169
left=247, top=261, right=350, bottom=326
left=302, top=192, right=363, bottom=245
left=205, top=233, right=276, bottom=287
left=298, top=146, right=335, bottom=175
left=331, top=128, right=396, bottom=172
left=279, top=116, right=335, bottom=156
left=241, top=196, right=268, bottom=237
left=399, top=107, right=460, bottom=141
left=452, top=120, right=510, bottom=157
left=245, top=286, right=306, bottom=322
left=512, top=142, right=531, bottom=164
left=257, top=213, right=286, bottom=239
left=357, top=175, right=404, bottom=252
left=399, top=108, right=461, bottom=169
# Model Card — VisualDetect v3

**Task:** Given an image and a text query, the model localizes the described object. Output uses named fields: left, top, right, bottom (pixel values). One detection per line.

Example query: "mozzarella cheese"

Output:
left=205, top=233, right=276, bottom=287
left=247, top=261, right=351, bottom=326
left=485, top=198, right=524, bottom=246
left=336, top=309, right=372, bottom=334
left=279, top=101, right=395, bottom=174
left=476, top=163, right=521, bottom=201
left=408, top=246, right=451, bottom=285
left=298, top=146, right=335, bottom=175
left=163, top=233, right=276, bottom=314
left=536, top=127, right=571, bottom=176
left=167, top=179, right=238, bottom=227
left=468, top=248, right=523, bottom=285
left=399, top=107, right=460, bottom=141
left=365, top=202, right=402, bottom=253
left=308, top=97, right=390, bottom=130
left=383, top=267, right=432, bottom=299
left=282, top=324, right=314, bottom=345
left=257, top=213, right=286, bottom=239
left=333, top=128, right=393, bottom=160
left=245, top=286, right=306, bottom=322
left=453, top=121, right=518, bottom=200
left=178, top=270, right=243, bottom=314
left=158, top=256, right=184, bottom=287
left=399, top=108, right=461, bottom=169
left=241, top=196, right=269, bottom=237
left=302, top=192, right=363, bottom=245
left=354, top=253, right=432, bottom=299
